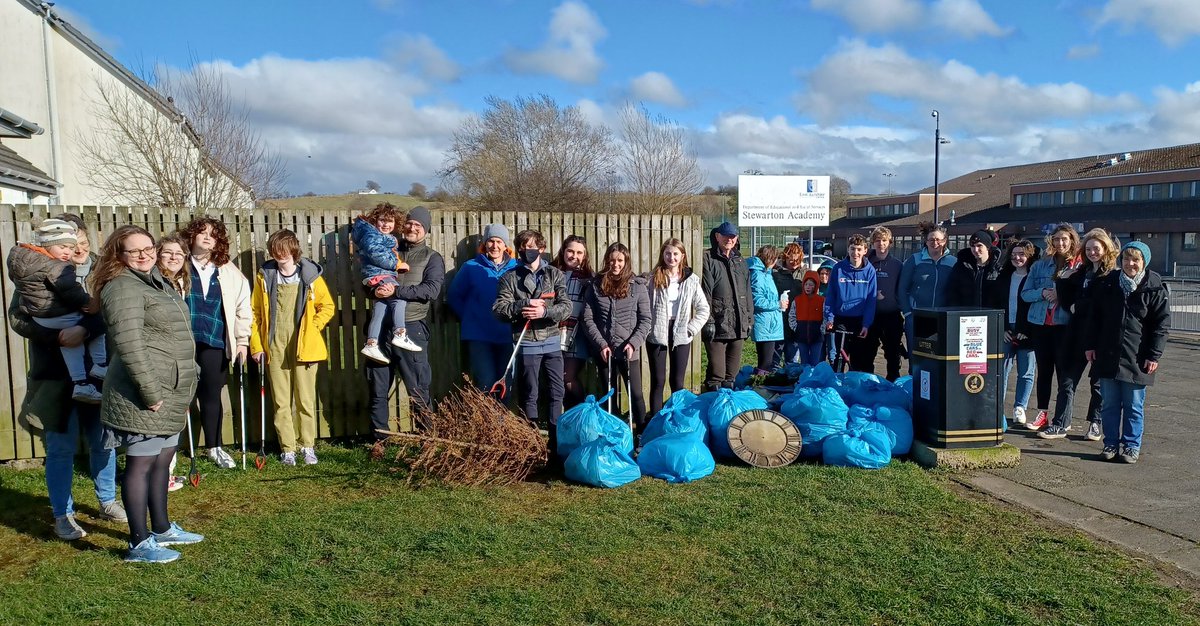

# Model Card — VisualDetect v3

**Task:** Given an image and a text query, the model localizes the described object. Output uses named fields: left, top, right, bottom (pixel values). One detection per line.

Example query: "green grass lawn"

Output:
left=1, top=447, right=1198, bottom=625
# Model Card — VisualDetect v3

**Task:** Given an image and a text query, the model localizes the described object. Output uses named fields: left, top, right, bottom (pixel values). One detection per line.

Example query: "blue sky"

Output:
left=57, top=0, right=1200, bottom=196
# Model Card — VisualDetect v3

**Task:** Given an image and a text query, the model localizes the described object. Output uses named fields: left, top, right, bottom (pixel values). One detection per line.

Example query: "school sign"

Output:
left=737, top=175, right=831, bottom=228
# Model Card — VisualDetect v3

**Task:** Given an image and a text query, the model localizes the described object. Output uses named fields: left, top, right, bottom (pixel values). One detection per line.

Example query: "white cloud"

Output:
left=1097, top=0, right=1200, bottom=46
left=930, top=0, right=1013, bottom=38
left=1066, top=44, right=1101, bottom=59
left=1186, top=81, right=1200, bottom=93
left=176, top=55, right=472, bottom=194
left=798, top=40, right=1139, bottom=134
left=809, top=0, right=923, bottom=33
left=387, top=34, right=461, bottom=82
left=504, top=0, right=607, bottom=84
left=629, top=72, right=687, bottom=107
left=811, top=0, right=1009, bottom=37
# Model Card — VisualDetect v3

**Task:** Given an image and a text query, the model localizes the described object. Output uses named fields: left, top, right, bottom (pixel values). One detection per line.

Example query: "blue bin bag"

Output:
left=637, top=432, right=715, bottom=483
left=895, top=375, right=913, bottom=400
left=641, top=391, right=706, bottom=447
left=564, top=435, right=642, bottom=488
left=699, top=388, right=770, bottom=458
left=556, top=389, right=633, bottom=459
left=839, top=373, right=912, bottom=412
left=733, top=365, right=755, bottom=390
left=795, top=361, right=838, bottom=390
left=822, top=422, right=896, bottom=469
left=780, top=387, right=848, bottom=458
left=783, top=362, right=806, bottom=381
left=847, top=405, right=914, bottom=456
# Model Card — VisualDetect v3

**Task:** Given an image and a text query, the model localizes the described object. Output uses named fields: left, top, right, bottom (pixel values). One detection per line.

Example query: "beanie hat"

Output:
left=715, top=221, right=739, bottom=237
left=1122, top=241, right=1151, bottom=266
left=481, top=223, right=512, bottom=250
left=407, top=206, right=432, bottom=233
left=35, top=218, right=77, bottom=247
left=969, top=229, right=995, bottom=247
left=819, top=259, right=835, bottom=271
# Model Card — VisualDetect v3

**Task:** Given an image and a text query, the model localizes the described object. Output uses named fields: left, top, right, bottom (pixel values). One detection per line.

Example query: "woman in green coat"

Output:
left=92, top=225, right=203, bottom=564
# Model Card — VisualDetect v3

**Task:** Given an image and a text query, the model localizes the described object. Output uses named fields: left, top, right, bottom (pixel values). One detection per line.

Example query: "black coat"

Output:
left=701, top=229, right=753, bottom=341
left=947, top=247, right=1003, bottom=308
left=1056, top=263, right=1104, bottom=357
left=990, top=268, right=1034, bottom=345
left=1084, top=270, right=1171, bottom=386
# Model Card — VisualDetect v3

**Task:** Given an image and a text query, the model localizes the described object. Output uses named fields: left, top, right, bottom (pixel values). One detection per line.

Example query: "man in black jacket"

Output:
left=701, top=222, right=753, bottom=391
left=366, top=206, right=445, bottom=437
left=947, top=229, right=1003, bottom=308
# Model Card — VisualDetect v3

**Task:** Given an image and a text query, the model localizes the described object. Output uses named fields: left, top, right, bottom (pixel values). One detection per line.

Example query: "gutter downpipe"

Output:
left=40, top=2, right=64, bottom=206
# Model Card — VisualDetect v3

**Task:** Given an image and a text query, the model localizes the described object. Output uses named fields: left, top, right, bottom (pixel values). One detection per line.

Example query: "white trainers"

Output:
left=1013, top=406, right=1027, bottom=425
left=71, top=382, right=102, bottom=404
left=301, top=447, right=318, bottom=465
left=390, top=331, right=422, bottom=352
left=54, top=514, right=87, bottom=540
left=280, top=451, right=296, bottom=466
left=207, top=447, right=236, bottom=469
left=361, top=342, right=390, bottom=363
left=89, top=363, right=108, bottom=380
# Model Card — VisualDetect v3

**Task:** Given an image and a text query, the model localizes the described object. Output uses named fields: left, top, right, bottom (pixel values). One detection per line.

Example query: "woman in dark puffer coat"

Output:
left=581, top=242, right=651, bottom=432
left=93, top=226, right=202, bottom=564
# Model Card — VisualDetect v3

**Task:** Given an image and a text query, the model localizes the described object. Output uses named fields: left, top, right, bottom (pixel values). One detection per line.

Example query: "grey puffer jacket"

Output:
left=581, top=276, right=652, bottom=359
left=7, top=243, right=90, bottom=318
left=100, top=267, right=198, bottom=436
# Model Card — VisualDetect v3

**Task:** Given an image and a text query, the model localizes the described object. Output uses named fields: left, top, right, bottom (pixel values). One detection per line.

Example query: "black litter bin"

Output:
left=910, top=307, right=1004, bottom=449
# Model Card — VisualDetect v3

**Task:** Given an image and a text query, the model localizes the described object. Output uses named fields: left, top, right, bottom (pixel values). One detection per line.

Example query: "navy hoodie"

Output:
left=823, top=258, right=878, bottom=328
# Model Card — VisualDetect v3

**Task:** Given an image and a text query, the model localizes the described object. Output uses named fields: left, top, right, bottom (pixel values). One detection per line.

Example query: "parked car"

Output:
left=808, top=253, right=836, bottom=272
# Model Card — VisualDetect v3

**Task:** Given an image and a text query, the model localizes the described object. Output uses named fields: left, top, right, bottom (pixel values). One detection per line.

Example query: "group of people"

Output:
left=8, top=202, right=1171, bottom=564
left=10, top=212, right=340, bottom=563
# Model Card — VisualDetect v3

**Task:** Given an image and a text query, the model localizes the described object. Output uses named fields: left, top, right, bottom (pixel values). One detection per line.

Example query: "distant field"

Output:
left=261, top=193, right=448, bottom=213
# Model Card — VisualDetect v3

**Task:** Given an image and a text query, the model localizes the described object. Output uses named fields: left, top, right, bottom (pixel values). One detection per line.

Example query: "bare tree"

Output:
left=616, top=104, right=703, bottom=214
left=440, top=94, right=616, bottom=213
left=366, top=180, right=381, bottom=192
left=408, top=182, right=428, bottom=198
left=79, top=63, right=286, bottom=209
left=831, top=175, right=852, bottom=208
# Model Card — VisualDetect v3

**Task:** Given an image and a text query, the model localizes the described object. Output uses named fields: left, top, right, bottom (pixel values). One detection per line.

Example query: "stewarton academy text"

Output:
left=740, top=209, right=827, bottom=221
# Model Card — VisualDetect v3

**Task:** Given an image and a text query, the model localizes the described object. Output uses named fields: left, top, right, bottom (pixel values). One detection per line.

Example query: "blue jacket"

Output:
left=898, top=249, right=957, bottom=314
left=351, top=217, right=401, bottom=281
left=747, top=257, right=784, bottom=342
left=1021, top=256, right=1072, bottom=326
left=824, top=259, right=877, bottom=328
left=448, top=253, right=518, bottom=344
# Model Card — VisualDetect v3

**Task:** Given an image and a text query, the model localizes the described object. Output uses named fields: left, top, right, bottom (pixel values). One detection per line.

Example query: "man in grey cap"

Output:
left=366, top=206, right=445, bottom=435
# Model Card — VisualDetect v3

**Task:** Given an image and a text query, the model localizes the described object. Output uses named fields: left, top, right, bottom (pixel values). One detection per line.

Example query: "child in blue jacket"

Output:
left=352, top=203, right=421, bottom=363
left=823, top=234, right=877, bottom=372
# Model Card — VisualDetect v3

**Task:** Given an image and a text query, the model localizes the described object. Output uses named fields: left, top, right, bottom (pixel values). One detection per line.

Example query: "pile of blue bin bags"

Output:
left=555, top=362, right=914, bottom=488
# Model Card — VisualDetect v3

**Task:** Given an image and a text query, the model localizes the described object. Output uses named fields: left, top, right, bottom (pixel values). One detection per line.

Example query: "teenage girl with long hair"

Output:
left=644, top=238, right=709, bottom=416
left=551, top=234, right=595, bottom=408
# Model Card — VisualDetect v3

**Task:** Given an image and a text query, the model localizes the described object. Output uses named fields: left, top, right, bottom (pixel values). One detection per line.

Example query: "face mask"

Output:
left=520, top=249, right=541, bottom=265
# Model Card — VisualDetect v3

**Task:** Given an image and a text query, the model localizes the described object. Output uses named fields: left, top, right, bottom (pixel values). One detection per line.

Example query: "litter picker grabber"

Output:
left=254, top=364, right=267, bottom=471
left=185, top=409, right=202, bottom=488
left=604, top=351, right=635, bottom=434
left=831, top=328, right=853, bottom=374
left=237, top=357, right=247, bottom=470
left=489, top=320, right=530, bottom=400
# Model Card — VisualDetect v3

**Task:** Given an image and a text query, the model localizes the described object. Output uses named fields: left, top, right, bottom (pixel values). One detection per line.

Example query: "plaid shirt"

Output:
left=188, top=264, right=226, bottom=349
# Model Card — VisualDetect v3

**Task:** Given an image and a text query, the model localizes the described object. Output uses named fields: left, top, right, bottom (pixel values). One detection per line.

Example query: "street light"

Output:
left=882, top=172, right=895, bottom=194
left=931, top=110, right=950, bottom=226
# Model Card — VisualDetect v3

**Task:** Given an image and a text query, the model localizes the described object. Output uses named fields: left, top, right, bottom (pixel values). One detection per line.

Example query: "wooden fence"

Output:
left=0, top=204, right=705, bottom=461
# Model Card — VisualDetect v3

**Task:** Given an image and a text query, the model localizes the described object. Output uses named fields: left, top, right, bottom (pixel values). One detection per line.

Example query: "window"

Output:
left=1055, top=191, right=1065, bottom=206
left=1128, top=185, right=1141, bottom=201
left=1149, top=184, right=1168, bottom=200
left=1075, top=189, right=1090, bottom=204
left=867, top=206, right=875, bottom=217
left=1040, top=192, right=1052, bottom=206
left=1185, top=232, right=1197, bottom=251
left=1092, top=188, right=1104, bottom=203
left=1014, top=194, right=1024, bottom=208
left=1169, top=182, right=1191, bottom=198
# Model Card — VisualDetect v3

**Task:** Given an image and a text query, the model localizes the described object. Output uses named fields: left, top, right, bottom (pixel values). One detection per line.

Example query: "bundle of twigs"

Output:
left=373, top=381, right=548, bottom=487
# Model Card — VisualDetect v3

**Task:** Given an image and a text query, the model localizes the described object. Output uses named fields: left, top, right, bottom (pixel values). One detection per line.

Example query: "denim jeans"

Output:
left=1100, top=378, right=1146, bottom=450
left=799, top=341, right=824, bottom=367
left=781, top=339, right=802, bottom=366
left=44, top=408, right=118, bottom=517
left=1002, top=343, right=1036, bottom=417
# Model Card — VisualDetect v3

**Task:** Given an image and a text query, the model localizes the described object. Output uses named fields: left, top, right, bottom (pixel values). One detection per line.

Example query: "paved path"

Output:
left=960, top=338, right=1200, bottom=578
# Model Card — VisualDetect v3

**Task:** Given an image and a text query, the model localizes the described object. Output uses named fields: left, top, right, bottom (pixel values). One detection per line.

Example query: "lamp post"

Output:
left=932, top=110, right=941, bottom=226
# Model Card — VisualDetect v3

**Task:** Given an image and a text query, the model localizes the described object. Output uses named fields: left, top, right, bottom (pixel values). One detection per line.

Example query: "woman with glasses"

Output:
left=181, top=217, right=252, bottom=470
left=92, top=225, right=202, bottom=563
left=897, top=223, right=957, bottom=371
left=1020, top=224, right=1083, bottom=432
left=155, top=233, right=191, bottom=491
